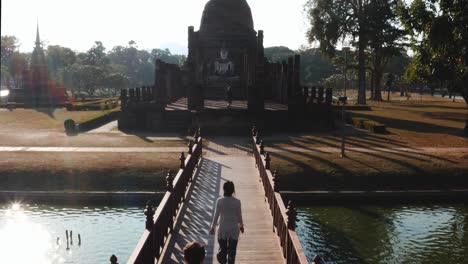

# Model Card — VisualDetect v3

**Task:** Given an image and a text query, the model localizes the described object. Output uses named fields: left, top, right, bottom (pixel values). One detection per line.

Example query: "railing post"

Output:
left=144, top=200, right=155, bottom=230
left=179, top=152, right=186, bottom=169
left=166, top=170, right=174, bottom=192
left=110, top=255, right=118, bottom=264
left=259, top=140, right=265, bottom=155
left=286, top=201, right=297, bottom=231
left=273, top=170, right=280, bottom=192
left=264, top=152, right=271, bottom=170
left=188, top=140, right=193, bottom=155
left=120, top=89, right=127, bottom=109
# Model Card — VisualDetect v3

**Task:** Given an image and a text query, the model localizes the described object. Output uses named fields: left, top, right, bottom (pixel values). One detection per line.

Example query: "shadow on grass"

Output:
left=35, top=107, right=58, bottom=119
left=388, top=102, right=467, bottom=111
left=351, top=112, right=465, bottom=136
left=265, top=131, right=467, bottom=191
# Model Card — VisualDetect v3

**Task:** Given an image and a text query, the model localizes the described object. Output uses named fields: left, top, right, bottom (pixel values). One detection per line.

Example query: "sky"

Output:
left=1, top=0, right=311, bottom=55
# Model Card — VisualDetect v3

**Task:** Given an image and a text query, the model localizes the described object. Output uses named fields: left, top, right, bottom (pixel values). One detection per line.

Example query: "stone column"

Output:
left=287, top=56, right=294, bottom=109
left=318, top=86, right=324, bottom=104
left=187, top=26, right=197, bottom=110
left=311, top=86, right=317, bottom=103
left=120, top=89, right=127, bottom=109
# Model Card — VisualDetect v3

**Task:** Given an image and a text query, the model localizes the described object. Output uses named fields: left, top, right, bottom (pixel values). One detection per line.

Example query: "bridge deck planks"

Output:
left=159, top=156, right=285, bottom=264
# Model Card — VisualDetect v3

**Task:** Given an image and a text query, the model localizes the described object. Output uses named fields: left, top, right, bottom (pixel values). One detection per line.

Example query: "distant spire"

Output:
left=35, top=20, right=41, bottom=48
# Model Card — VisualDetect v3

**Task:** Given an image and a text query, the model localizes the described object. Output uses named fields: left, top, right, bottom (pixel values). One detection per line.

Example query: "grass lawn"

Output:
left=265, top=94, right=468, bottom=191
left=0, top=108, right=103, bottom=131
left=0, top=152, right=180, bottom=191
left=269, top=148, right=467, bottom=191
left=0, top=108, right=188, bottom=147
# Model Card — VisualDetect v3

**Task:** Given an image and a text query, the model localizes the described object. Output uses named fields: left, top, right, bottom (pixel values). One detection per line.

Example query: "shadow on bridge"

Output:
left=160, top=158, right=223, bottom=263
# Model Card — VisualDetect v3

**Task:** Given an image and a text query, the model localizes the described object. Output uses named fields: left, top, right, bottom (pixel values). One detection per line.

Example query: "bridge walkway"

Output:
left=159, top=151, right=285, bottom=263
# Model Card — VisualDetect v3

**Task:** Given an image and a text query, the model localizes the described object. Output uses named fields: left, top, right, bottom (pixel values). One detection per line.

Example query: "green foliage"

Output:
left=399, top=0, right=468, bottom=133
left=63, top=119, right=76, bottom=134
left=363, top=120, right=386, bottom=133
left=83, top=41, right=109, bottom=66
left=1, top=36, right=19, bottom=65
left=351, top=117, right=386, bottom=133
left=46, top=45, right=76, bottom=77
left=264, top=47, right=337, bottom=85
left=264, top=46, right=295, bottom=62
left=306, top=0, right=371, bottom=104
left=351, top=117, right=369, bottom=128
left=70, top=97, right=119, bottom=111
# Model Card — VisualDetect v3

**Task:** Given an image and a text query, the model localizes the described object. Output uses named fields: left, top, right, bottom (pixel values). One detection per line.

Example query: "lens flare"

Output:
left=0, top=203, right=54, bottom=264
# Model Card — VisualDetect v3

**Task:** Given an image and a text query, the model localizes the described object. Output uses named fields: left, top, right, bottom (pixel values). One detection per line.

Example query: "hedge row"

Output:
left=66, top=97, right=119, bottom=111
left=64, top=108, right=120, bottom=134
left=351, top=117, right=386, bottom=133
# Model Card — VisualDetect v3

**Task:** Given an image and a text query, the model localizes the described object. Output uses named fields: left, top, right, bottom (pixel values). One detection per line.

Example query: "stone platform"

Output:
left=165, top=98, right=288, bottom=111
left=119, top=97, right=333, bottom=134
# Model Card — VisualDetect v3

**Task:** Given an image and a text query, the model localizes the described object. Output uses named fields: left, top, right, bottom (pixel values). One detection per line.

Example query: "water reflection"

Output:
left=297, top=204, right=468, bottom=264
left=0, top=203, right=143, bottom=264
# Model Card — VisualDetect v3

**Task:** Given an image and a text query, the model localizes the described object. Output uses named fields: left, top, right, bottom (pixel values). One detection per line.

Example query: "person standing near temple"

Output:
left=210, top=181, right=244, bottom=264
left=225, top=84, right=232, bottom=108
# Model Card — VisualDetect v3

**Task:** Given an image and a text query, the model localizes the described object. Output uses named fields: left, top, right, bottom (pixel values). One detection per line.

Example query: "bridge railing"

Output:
left=251, top=128, right=309, bottom=264
left=127, top=130, right=203, bottom=264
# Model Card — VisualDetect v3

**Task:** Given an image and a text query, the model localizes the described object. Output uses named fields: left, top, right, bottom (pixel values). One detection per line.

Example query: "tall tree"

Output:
left=306, top=0, right=371, bottom=104
left=399, top=0, right=468, bottom=134
left=83, top=41, right=109, bottom=66
left=366, top=0, right=407, bottom=100
left=8, top=52, right=28, bottom=88
left=103, top=72, right=129, bottom=96
left=1, top=36, right=19, bottom=66
left=46, top=45, right=76, bottom=82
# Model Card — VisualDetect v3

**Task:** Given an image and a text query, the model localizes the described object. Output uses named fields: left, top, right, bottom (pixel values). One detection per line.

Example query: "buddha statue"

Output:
left=214, top=48, right=234, bottom=77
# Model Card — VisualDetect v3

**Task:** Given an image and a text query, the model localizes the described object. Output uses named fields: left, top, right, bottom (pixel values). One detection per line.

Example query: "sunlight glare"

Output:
left=0, top=203, right=56, bottom=264
left=0, top=90, right=9, bottom=97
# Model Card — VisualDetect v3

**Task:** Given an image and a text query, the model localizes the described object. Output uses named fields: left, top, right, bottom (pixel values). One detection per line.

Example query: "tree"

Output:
left=68, top=64, right=106, bottom=98
left=399, top=0, right=468, bottom=134
left=46, top=45, right=76, bottom=83
left=1, top=36, right=19, bottom=66
left=83, top=41, right=109, bottom=66
left=150, top=48, right=186, bottom=65
left=306, top=0, right=371, bottom=104
left=46, top=45, right=76, bottom=72
left=366, top=0, right=407, bottom=100
left=264, top=47, right=338, bottom=85
left=8, top=52, right=28, bottom=88
left=264, top=46, right=295, bottom=62
left=107, top=41, right=154, bottom=87
left=103, top=72, right=129, bottom=96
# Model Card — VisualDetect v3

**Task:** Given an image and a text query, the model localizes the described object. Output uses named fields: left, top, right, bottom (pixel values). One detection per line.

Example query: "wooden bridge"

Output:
left=121, top=129, right=308, bottom=264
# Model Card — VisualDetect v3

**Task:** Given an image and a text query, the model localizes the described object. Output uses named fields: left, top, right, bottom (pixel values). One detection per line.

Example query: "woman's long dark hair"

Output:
left=223, top=181, right=235, bottom=197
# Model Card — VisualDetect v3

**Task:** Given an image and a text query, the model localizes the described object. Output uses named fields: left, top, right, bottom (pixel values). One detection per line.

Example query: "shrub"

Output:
left=77, top=108, right=120, bottom=132
left=363, top=120, right=386, bottom=133
left=64, top=119, right=76, bottom=134
left=67, top=97, right=119, bottom=111
left=351, top=117, right=368, bottom=128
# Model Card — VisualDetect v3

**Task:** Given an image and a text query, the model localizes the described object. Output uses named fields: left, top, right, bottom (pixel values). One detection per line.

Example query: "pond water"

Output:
left=296, top=203, right=468, bottom=264
left=0, top=203, right=143, bottom=264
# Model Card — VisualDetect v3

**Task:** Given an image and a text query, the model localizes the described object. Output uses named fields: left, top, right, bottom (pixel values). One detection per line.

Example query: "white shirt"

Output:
left=211, top=196, right=244, bottom=240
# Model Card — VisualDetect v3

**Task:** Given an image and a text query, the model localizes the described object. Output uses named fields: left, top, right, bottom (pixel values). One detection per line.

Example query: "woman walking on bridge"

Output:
left=210, top=181, right=244, bottom=264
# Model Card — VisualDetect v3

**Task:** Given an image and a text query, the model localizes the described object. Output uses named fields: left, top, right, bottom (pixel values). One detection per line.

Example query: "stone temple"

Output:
left=119, top=0, right=334, bottom=134
left=9, top=24, right=69, bottom=107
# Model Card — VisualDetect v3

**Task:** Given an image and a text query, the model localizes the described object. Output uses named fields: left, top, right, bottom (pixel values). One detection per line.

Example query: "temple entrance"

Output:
left=118, top=0, right=334, bottom=134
